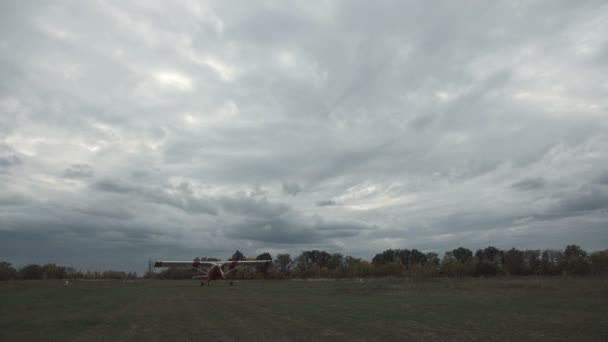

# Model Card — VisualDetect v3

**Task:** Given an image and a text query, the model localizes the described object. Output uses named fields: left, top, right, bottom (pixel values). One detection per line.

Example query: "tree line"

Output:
left=0, top=262, right=138, bottom=280
left=154, top=245, right=608, bottom=280
left=2, top=245, right=606, bottom=281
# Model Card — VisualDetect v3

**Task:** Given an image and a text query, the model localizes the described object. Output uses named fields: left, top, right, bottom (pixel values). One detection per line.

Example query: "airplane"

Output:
left=154, top=257, right=272, bottom=286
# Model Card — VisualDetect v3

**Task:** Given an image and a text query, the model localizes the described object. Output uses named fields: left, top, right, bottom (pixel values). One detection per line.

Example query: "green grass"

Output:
left=1, top=277, right=607, bottom=341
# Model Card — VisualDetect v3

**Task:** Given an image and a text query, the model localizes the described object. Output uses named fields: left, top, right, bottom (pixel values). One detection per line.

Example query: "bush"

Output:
left=476, top=261, right=500, bottom=277
left=590, top=250, right=608, bottom=275
left=0, top=262, right=18, bottom=280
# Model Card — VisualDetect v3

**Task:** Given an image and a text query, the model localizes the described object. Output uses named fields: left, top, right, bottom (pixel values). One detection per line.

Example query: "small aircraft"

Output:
left=154, top=256, right=271, bottom=286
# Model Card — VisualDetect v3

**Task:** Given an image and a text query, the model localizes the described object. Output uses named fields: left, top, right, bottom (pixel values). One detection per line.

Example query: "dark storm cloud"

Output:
left=1, top=1, right=607, bottom=272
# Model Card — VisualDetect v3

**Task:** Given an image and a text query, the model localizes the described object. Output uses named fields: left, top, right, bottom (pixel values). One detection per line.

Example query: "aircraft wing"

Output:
left=154, top=261, right=216, bottom=268
left=153, top=260, right=272, bottom=268
left=222, top=260, right=272, bottom=265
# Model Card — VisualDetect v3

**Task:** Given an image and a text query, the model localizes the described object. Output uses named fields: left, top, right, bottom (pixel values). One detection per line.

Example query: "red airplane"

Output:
left=154, top=257, right=271, bottom=286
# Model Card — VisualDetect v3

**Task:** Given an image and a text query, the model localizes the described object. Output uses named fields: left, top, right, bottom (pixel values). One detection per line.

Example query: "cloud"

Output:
left=64, top=164, right=94, bottom=178
left=0, top=145, right=23, bottom=173
left=0, top=193, right=29, bottom=206
left=223, top=213, right=374, bottom=245
left=282, top=181, right=302, bottom=196
left=225, top=217, right=318, bottom=244
left=1, top=1, right=607, bottom=272
left=511, top=178, right=544, bottom=191
left=216, top=192, right=289, bottom=221
left=597, top=172, right=608, bottom=185
left=151, top=71, right=193, bottom=92
left=92, top=179, right=218, bottom=216
left=0, top=154, right=21, bottom=168
left=316, top=199, right=338, bottom=207
left=549, top=186, right=608, bottom=216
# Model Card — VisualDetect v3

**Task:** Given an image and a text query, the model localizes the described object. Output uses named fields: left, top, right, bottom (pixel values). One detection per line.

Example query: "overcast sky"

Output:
left=1, top=1, right=607, bottom=273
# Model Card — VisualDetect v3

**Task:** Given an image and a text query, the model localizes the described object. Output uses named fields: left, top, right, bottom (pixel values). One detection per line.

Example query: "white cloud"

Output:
left=152, top=71, right=194, bottom=91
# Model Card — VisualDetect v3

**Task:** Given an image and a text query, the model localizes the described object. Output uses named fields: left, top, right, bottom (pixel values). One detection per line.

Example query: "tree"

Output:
left=476, top=260, right=499, bottom=277
left=309, top=263, right=322, bottom=278
left=343, top=256, right=363, bottom=277
left=255, top=252, right=272, bottom=276
left=475, top=246, right=503, bottom=277
left=328, top=253, right=345, bottom=270
left=231, top=250, right=245, bottom=261
left=452, top=247, right=473, bottom=263
left=275, top=254, right=293, bottom=275
left=564, top=245, right=590, bottom=276
left=523, top=250, right=541, bottom=275
left=564, top=245, right=586, bottom=259
left=256, top=252, right=272, bottom=261
left=344, top=256, right=362, bottom=268
left=372, top=249, right=399, bottom=265
left=422, top=252, right=440, bottom=277
left=566, top=256, right=591, bottom=276
left=296, top=250, right=332, bottom=275
left=503, top=248, right=525, bottom=275
left=373, top=249, right=413, bottom=268
left=541, top=249, right=564, bottom=276
left=374, top=260, right=406, bottom=277
left=0, top=261, right=17, bottom=280
left=440, top=252, right=462, bottom=277
left=410, top=249, right=427, bottom=266
left=64, top=267, right=78, bottom=278
left=19, top=264, right=43, bottom=279
left=463, top=256, right=477, bottom=276
left=480, top=246, right=502, bottom=264
left=590, top=250, right=608, bottom=275
left=42, top=263, right=67, bottom=279
left=354, top=260, right=373, bottom=278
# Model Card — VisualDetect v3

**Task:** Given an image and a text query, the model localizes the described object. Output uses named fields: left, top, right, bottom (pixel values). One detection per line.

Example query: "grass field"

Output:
left=1, top=277, right=607, bottom=341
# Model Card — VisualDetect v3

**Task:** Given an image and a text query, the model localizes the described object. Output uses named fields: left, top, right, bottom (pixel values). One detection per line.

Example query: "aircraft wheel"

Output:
left=229, top=281, right=233, bottom=286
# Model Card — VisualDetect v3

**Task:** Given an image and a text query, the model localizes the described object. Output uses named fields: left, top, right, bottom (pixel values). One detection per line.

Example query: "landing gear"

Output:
left=229, top=281, right=233, bottom=286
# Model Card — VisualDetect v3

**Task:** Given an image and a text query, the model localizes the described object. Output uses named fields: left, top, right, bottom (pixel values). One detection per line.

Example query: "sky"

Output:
left=1, top=0, right=607, bottom=273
